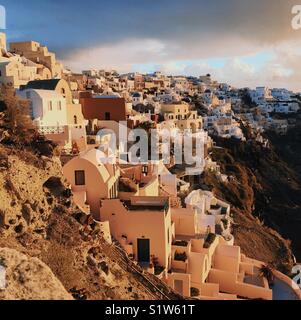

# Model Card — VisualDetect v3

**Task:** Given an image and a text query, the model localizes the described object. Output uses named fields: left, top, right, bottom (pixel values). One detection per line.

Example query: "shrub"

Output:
left=190, top=287, right=200, bottom=297
left=174, top=251, right=187, bottom=262
left=1, top=86, right=36, bottom=145
left=31, top=139, right=54, bottom=157
left=203, top=233, right=217, bottom=249
left=221, top=218, right=229, bottom=229
left=172, top=240, right=188, bottom=247
left=154, top=265, right=165, bottom=276
left=259, top=264, right=275, bottom=285
left=41, top=242, right=80, bottom=290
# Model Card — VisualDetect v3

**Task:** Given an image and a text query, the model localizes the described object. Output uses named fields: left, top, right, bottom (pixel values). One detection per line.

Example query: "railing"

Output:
left=101, top=238, right=182, bottom=300
left=38, top=125, right=66, bottom=134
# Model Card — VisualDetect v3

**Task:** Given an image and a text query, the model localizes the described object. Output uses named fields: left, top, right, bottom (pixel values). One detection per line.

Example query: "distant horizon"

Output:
left=4, top=30, right=300, bottom=93
left=2, top=0, right=301, bottom=91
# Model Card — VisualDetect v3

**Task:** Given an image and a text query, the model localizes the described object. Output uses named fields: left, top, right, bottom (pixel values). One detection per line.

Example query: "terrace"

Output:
left=121, top=197, right=170, bottom=214
left=174, top=233, right=206, bottom=243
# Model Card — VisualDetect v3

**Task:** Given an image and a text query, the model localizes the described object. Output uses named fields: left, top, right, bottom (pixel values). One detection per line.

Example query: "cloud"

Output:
left=62, top=38, right=169, bottom=73
left=2, top=0, right=301, bottom=90
left=62, top=35, right=301, bottom=91
left=3, top=0, right=299, bottom=52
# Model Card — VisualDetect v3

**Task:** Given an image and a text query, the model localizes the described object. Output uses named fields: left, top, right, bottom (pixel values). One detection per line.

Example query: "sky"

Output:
left=2, top=0, right=301, bottom=90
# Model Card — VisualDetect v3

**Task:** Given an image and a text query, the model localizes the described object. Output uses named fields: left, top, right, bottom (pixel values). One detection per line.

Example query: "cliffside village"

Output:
left=0, top=32, right=300, bottom=300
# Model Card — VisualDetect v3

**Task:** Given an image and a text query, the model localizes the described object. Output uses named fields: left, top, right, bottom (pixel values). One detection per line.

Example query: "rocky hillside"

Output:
left=0, top=144, right=178, bottom=300
left=0, top=248, right=72, bottom=300
left=203, top=134, right=299, bottom=274
left=264, top=123, right=301, bottom=261
left=0, top=89, right=181, bottom=300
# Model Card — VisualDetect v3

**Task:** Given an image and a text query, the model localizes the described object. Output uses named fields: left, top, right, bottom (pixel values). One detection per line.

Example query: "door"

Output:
left=137, top=239, right=150, bottom=264
left=75, top=170, right=85, bottom=186
left=174, top=280, right=184, bottom=295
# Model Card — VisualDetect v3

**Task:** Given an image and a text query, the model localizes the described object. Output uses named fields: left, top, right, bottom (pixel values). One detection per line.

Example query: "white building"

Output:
left=271, top=88, right=292, bottom=100
left=249, top=87, right=273, bottom=104
left=18, top=88, right=87, bottom=152
left=132, top=92, right=143, bottom=106
left=274, top=101, right=299, bottom=114
left=18, top=89, right=67, bottom=128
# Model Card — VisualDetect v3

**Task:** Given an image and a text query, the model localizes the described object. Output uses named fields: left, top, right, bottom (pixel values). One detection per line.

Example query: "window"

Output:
left=167, top=228, right=170, bottom=245
left=142, top=165, right=148, bottom=175
left=57, top=101, right=62, bottom=111
left=109, top=184, right=117, bottom=199
left=75, top=170, right=85, bottom=186
left=174, top=280, right=184, bottom=295
left=105, top=112, right=111, bottom=120
left=74, top=115, right=78, bottom=125
left=48, top=101, right=53, bottom=111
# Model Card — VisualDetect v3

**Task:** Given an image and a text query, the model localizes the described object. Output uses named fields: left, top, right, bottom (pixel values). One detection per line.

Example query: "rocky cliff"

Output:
left=0, top=248, right=72, bottom=300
